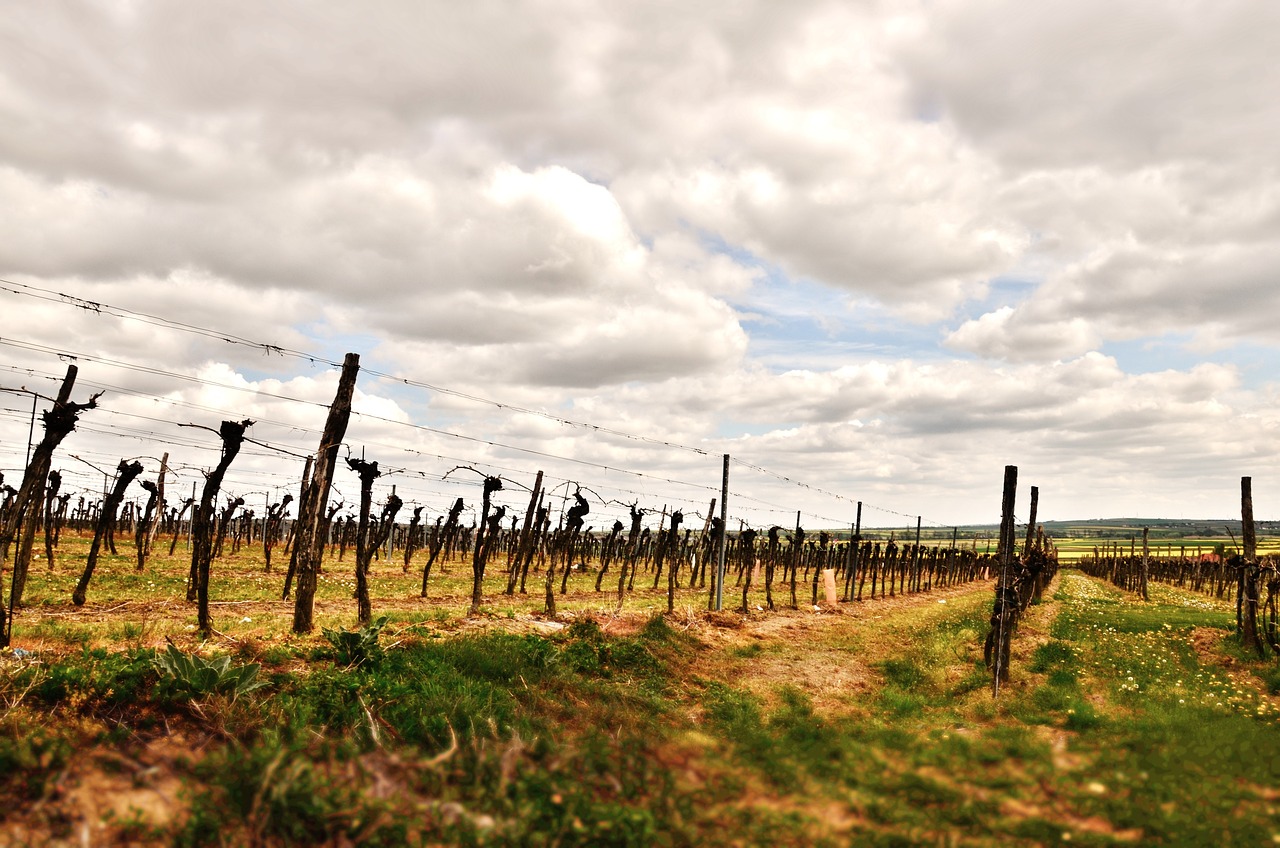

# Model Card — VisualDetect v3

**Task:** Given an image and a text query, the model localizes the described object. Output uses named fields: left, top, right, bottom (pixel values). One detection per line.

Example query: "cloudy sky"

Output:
left=2, top=0, right=1278, bottom=531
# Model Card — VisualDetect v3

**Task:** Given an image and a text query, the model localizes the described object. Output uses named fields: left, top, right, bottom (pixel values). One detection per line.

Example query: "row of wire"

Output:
left=0, top=277, right=976, bottom=536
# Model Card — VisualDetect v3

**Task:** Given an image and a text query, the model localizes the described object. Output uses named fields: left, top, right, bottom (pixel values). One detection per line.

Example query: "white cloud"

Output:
left=5, top=1, right=1280, bottom=524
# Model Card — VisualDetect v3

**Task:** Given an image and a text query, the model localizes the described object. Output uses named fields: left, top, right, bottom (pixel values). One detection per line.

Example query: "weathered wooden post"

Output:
left=713, top=454, right=729, bottom=611
left=985, top=465, right=1018, bottom=696
left=1240, top=477, right=1263, bottom=655
left=1024, top=486, right=1038, bottom=554
left=292, top=353, right=359, bottom=634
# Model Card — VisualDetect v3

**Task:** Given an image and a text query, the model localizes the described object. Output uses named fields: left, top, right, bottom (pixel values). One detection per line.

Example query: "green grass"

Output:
left=7, top=543, right=1280, bottom=845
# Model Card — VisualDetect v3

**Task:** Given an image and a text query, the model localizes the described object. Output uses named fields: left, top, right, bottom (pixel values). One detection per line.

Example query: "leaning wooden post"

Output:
left=1241, top=476, right=1263, bottom=655
left=985, top=465, right=1018, bottom=697
left=293, top=353, right=359, bottom=634
left=1024, top=486, right=1039, bottom=554
left=713, top=454, right=729, bottom=611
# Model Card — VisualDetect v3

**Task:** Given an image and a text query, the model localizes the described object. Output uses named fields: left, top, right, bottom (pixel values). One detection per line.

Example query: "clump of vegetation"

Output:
left=152, top=643, right=267, bottom=702
left=322, top=615, right=390, bottom=667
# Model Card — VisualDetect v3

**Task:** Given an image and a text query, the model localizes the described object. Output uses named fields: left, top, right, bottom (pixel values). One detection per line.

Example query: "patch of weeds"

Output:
left=255, top=643, right=300, bottom=666
left=639, top=613, right=676, bottom=642
left=1259, top=663, right=1280, bottom=695
left=1064, top=701, right=1101, bottom=730
left=885, top=770, right=994, bottom=829
left=153, top=644, right=267, bottom=703
left=730, top=642, right=764, bottom=658
left=102, top=806, right=167, bottom=843
left=505, top=731, right=694, bottom=847
left=273, top=633, right=563, bottom=754
left=947, top=663, right=990, bottom=697
left=321, top=615, right=389, bottom=667
left=1029, top=639, right=1077, bottom=673
left=880, top=658, right=926, bottom=690
left=1076, top=704, right=1280, bottom=844
left=768, top=687, right=845, bottom=775
left=987, top=725, right=1047, bottom=762
left=177, top=734, right=402, bottom=847
left=878, top=689, right=925, bottom=717
left=31, top=646, right=155, bottom=712
left=702, top=682, right=796, bottom=788
left=561, top=618, right=611, bottom=676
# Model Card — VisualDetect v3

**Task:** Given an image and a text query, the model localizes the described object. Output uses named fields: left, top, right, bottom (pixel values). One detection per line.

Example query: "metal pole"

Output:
left=714, top=453, right=729, bottom=611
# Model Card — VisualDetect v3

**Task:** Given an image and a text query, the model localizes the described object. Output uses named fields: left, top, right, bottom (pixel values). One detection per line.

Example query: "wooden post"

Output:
left=986, top=465, right=1018, bottom=697
left=1241, top=476, right=1263, bottom=655
left=1141, top=526, right=1150, bottom=601
left=714, top=454, right=729, bottom=611
left=1024, top=486, right=1039, bottom=554
left=292, top=353, right=359, bottom=633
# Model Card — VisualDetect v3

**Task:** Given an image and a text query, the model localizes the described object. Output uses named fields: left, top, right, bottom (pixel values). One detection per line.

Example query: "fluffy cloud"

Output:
left=4, top=2, right=1280, bottom=523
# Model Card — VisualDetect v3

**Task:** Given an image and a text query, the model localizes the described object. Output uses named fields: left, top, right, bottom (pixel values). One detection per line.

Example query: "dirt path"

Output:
left=680, top=578, right=997, bottom=714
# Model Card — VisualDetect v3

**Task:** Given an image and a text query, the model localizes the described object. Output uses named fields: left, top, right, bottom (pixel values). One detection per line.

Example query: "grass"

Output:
left=12, top=532, right=782, bottom=651
left=4, top=533, right=1280, bottom=845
